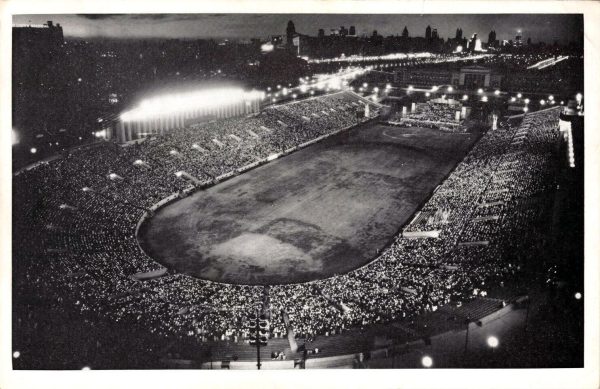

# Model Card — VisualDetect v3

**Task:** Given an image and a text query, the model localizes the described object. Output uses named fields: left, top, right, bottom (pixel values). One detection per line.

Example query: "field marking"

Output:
left=382, top=129, right=420, bottom=139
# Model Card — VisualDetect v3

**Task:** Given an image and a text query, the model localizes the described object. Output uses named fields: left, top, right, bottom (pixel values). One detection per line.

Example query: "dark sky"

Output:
left=13, top=14, right=583, bottom=43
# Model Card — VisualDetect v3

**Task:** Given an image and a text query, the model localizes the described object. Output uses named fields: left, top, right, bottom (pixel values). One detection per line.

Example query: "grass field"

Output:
left=139, top=123, right=480, bottom=285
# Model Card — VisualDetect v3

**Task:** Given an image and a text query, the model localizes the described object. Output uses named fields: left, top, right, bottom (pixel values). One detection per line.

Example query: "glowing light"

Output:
left=425, top=92, right=431, bottom=97
left=260, top=42, right=274, bottom=53
left=510, top=97, right=516, bottom=102
left=82, top=187, right=92, bottom=192
left=462, top=95, right=468, bottom=101
left=523, top=107, right=529, bottom=112
left=421, top=356, right=433, bottom=368
left=13, top=351, right=20, bottom=359
left=540, top=99, right=545, bottom=106
left=477, top=88, right=483, bottom=94
left=517, top=93, right=522, bottom=98
left=82, top=366, right=91, bottom=370
left=481, top=96, right=488, bottom=102
left=455, top=45, right=463, bottom=53
left=373, top=87, right=379, bottom=93
left=292, top=94, right=297, bottom=99
left=524, top=98, right=530, bottom=104
left=386, top=83, right=391, bottom=89
left=30, top=147, right=37, bottom=154
left=363, top=82, right=368, bottom=88
left=174, top=171, right=184, bottom=177
left=169, top=149, right=179, bottom=155
left=548, top=95, right=554, bottom=101
left=487, top=336, right=499, bottom=348
left=12, top=129, right=19, bottom=145
left=282, top=88, right=289, bottom=96
left=447, top=86, right=453, bottom=92
left=494, top=90, right=500, bottom=96
left=133, top=160, right=144, bottom=165
left=77, top=78, right=82, bottom=82
left=408, top=85, right=414, bottom=91
left=575, top=292, right=582, bottom=300
left=576, top=93, right=583, bottom=103
left=431, top=86, right=439, bottom=92
left=108, top=173, right=119, bottom=180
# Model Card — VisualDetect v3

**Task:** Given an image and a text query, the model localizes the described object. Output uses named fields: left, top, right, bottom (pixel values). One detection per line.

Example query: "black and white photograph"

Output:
left=1, top=1, right=599, bottom=388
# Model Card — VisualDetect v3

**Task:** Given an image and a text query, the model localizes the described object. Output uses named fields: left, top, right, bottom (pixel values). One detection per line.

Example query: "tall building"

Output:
left=349, top=26, right=356, bottom=36
left=318, top=28, right=325, bottom=39
left=425, top=25, right=432, bottom=40
left=488, top=30, right=497, bottom=47
left=455, top=28, right=463, bottom=40
left=402, top=26, right=409, bottom=38
left=340, top=26, right=348, bottom=37
left=515, top=32, right=523, bottom=46
left=286, top=20, right=296, bottom=46
left=432, top=29, right=439, bottom=39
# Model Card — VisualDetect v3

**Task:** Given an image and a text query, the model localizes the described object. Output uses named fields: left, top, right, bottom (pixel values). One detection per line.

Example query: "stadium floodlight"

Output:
left=477, top=88, right=484, bottom=94
left=575, top=292, right=582, bottom=300
left=30, top=147, right=37, bottom=154
left=487, top=336, right=499, bottom=348
left=421, top=355, right=433, bottom=368
left=517, top=93, right=522, bottom=98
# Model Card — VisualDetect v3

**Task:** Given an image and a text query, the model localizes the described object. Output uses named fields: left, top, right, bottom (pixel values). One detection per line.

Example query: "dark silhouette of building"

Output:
left=426, top=25, right=432, bottom=40
left=349, top=26, right=356, bottom=36
left=455, top=28, right=463, bottom=40
left=318, top=29, right=325, bottom=39
left=432, top=29, right=439, bottom=39
left=402, top=26, right=409, bottom=38
left=488, top=30, right=496, bottom=45
left=340, top=26, right=348, bottom=37
left=527, top=37, right=532, bottom=45
left=286, top=20, right=296, bottom=46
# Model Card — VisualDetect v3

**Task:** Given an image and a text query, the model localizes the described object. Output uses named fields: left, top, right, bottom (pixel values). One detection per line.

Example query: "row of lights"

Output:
left=418, top=335, right=500, bottom=368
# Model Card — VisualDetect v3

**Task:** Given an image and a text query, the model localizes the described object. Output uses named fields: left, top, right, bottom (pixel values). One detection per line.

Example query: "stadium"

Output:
left=10, top=14, right=585, bottom=372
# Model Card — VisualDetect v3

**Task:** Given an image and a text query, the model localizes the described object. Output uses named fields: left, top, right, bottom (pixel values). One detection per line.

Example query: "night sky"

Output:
left=13, top=14, right=583, bottom=44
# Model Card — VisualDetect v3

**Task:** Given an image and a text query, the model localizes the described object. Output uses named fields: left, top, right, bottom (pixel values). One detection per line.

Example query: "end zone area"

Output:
left=139, top=123, right=481, bottom=285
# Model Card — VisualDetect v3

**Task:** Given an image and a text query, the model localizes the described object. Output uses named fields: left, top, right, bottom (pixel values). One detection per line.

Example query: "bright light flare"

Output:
left=121, top=88, right=265, bottom=122
left=421, top=356, right=433, bottom=368
left=487, top=336, right=499, bottom=348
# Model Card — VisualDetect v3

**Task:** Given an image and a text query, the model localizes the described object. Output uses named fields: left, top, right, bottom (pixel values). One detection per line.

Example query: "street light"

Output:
left=421, top=355, right=433, bottom=368
left=487, top=336, right=499, bottom=348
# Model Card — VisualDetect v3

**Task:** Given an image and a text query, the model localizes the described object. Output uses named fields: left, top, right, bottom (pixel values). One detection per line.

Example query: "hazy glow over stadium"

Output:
left=120, top=88, right=265, bottom=122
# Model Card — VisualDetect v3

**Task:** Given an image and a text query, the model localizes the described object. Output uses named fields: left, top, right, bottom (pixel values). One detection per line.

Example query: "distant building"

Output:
left=13, top=20, right=64, bottom=48
left=455, top=28, right=463, bottom=40
left=349, top=26, right=356, bottom=36
left=402, top=26, right=409, bottom=38
left=340, top=26, right=348, bottom=37
left=488, top=30, right=497, bottom=47
left=425, top=25, right=432, bottom=40
left=394, top=65, right=502, bottom=90
left=318, top=29, right=325, bottom=39
left=432, top=29, right=439, bottom=39
left=286, top=20, right=296, bottom=46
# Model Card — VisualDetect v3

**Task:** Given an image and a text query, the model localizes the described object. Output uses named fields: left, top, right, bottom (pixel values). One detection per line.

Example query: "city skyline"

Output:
left=13, top=14, right=583, bottom=44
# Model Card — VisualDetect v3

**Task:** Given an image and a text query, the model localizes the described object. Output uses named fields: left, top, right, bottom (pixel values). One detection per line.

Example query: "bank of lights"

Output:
left=121, top=88, right=265, bottom=122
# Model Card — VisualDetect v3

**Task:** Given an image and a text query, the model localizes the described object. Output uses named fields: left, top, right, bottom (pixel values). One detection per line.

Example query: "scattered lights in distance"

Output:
left=511, top=97, right=516, bottom=102
left=447, top=86, right=453, bottom=92
left=477, top=88, right=484, bottom=94
left=462, top=95, right=468, bottom=101
left=523, top=107, right=529, bottom=112
left=494, top=90, right=501, bottom=96
left=13, top=351, right=20, bottom=359
left=425, top=92, right=431, bottom=97
left=540, top=99, right=546, bottom=106
left=481, top=96, right=488, bottom=102
left=30, top=147, right=37, bottom=154
left=517, top=93, right=522, bottom=98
